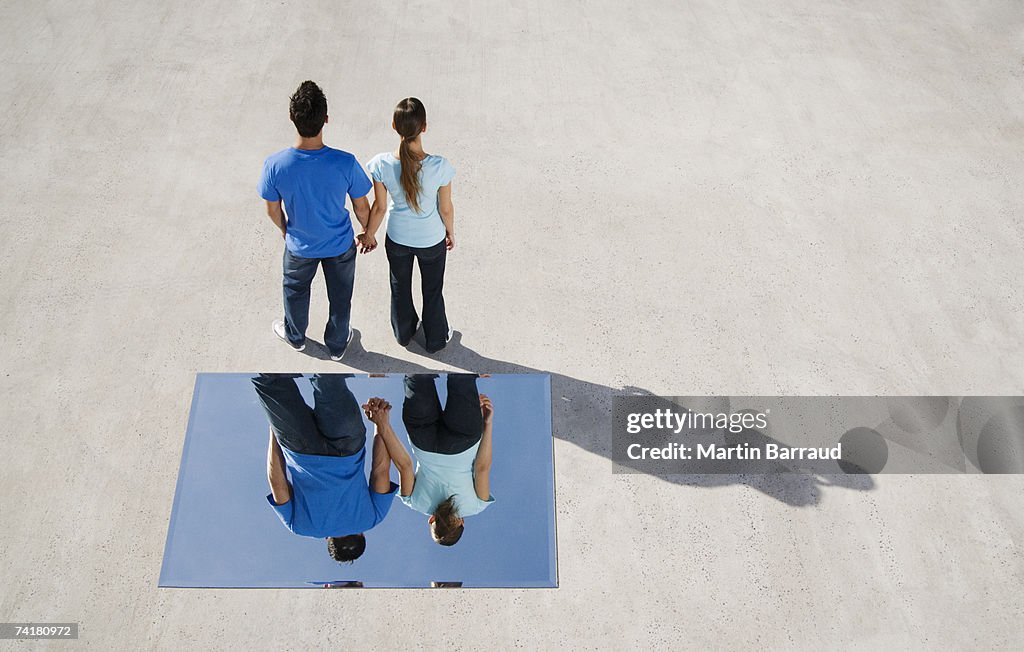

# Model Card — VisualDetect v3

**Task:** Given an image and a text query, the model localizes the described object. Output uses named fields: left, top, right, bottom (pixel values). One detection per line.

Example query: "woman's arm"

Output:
left=369, top=432, right=394, bottom=494
left=363, top=397, right=416, bottom=496
left=267, top=428, right=292, bottom=505
left=363, top=180, right=389, bottom=250
left=438, top=183, right=455, bottom=250
left=473, top=394, right=493, bottom=500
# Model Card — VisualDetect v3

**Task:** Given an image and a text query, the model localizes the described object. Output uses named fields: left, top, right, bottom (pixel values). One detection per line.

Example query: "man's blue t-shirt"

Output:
left=265, top=446, right=397, bottom=538
left=258, top=146, right=372, bottom=258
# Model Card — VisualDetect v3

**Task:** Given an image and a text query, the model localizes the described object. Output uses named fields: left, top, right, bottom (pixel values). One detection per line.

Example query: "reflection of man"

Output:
left=252, top=374, right=412, bottom=563
left=400, top=374, right=494, bottom=546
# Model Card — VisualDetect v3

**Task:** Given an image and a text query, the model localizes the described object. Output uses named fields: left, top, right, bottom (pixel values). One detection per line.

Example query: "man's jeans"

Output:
left=402, top=374, right=482, bottom=455
left=283, top=244, right=356, bottom=357
left=251, top=373, right=366, bottom=457
left=385, top=236, right=448, bottom=351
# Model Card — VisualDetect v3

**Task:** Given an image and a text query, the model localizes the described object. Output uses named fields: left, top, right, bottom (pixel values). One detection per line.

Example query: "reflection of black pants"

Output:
left=403, top=374, right=481, bottom=454
left=385, top=235, right=448, bottom=351
left=252, top=373, right=366, bottom=457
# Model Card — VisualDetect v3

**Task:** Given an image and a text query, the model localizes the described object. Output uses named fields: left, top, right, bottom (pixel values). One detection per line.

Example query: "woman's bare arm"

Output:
left=363, top=398, right=415, bottom=496
left=438, top=183, right=455, bottom=250
left=364, top=180, right=390, bottom=247
left=473, top=394, right=493, bottom=500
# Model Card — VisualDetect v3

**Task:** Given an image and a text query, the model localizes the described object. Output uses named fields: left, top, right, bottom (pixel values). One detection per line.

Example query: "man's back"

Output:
left=267, top=446, right=396, bottom=538
left=258, top=146, right=371, bottom=258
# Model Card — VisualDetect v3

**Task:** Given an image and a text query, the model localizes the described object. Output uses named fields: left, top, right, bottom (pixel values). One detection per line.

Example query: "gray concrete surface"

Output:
left=2, top=0, right=1023, bottom=648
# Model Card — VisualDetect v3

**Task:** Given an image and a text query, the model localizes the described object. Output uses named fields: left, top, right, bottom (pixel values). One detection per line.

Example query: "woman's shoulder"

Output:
left=424, top=154, right=455, bottom=180
left=367, top=152, right=399, bottom=175
left=368, top=151, right=398, bottom=165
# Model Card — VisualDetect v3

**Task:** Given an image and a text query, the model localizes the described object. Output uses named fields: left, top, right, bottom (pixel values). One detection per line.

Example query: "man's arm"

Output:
left=351, top=195, right=370, bottom=231
left=265, top=200, right=287, bottom=238
left=473, top=394, right=493, bottom=500
left=363, top=397, right=415, bottom=496
left=267, top=428, right=292, bottom=505
left=438, top=183, right=455, bottom=250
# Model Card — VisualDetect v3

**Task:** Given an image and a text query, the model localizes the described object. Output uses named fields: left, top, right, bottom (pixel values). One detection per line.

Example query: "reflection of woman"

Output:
left=364, top=98, right=456, bottom=353
left=400, top=374, right=494, bottom=545
left=252, top=373, right=412, bottom=563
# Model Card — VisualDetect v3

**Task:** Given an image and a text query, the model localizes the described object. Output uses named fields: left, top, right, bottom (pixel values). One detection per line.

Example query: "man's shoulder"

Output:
left=324, top=146, right=361, bottom=165
left=263, top=147, right=295, bottom=165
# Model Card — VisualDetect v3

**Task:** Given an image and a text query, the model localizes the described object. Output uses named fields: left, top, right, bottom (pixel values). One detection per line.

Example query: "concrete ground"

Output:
left=2, top=0, right=1023, bottom=648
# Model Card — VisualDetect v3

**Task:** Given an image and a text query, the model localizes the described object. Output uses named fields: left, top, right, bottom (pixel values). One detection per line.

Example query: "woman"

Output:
left=365, top=98, right=456, bottom=353
left=399, top=374, right=494, bottom=546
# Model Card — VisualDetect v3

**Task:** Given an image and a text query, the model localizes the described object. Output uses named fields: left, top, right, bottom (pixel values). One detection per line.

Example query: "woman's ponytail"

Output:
left=393, top=98, right=427, bottom=213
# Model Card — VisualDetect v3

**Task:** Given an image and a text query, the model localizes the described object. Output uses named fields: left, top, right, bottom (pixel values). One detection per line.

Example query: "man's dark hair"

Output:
left=290, top=81, right=328, bottom=138
left=327, top=534, right=366, bottom=563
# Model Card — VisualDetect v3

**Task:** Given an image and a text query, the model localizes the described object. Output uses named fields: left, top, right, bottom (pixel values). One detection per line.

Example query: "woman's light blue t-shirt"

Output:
left=399, top=440, right=495, bottom=517
left=367, top=152, right=455, bottom=248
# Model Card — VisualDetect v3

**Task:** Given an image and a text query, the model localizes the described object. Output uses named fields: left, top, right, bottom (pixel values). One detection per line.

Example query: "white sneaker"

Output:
left=329, top=328, right=355, bottom=361
left=273, top=319, right=305, bottom=351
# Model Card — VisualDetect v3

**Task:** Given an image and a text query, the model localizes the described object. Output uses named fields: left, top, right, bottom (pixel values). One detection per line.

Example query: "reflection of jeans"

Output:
left=403, top=374, right=481, bottom=454
left=252, top=373, right=366, bottom=457
left=282, top=244, right=356, bottom=356
left=385, top=236, right=448, bottom=351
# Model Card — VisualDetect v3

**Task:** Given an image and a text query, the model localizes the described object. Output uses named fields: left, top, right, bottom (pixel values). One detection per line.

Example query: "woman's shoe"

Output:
left=424, top=327, right=454, bottom=354
left=397, top=321, right=420, bottom=347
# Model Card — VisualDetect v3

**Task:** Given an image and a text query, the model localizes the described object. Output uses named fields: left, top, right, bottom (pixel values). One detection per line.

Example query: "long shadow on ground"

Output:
left=333, top=329, right=875, bottom=507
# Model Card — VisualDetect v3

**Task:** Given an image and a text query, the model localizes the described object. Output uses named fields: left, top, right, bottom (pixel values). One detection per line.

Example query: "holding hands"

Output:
left=362, top=397, right=392, bottom=425
left=356, top=231, right=378, bottom=254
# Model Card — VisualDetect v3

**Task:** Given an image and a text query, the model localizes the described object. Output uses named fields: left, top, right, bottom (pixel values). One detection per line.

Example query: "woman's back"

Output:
left=400, top=439, right=494, bottom=517
left=367, top=152, right=455, bottom=248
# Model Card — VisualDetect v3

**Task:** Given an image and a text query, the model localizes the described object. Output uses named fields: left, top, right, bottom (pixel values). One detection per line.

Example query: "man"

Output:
left=258, top=80, right=375, bottom=360
left=252, top=373, right=413, bottom=563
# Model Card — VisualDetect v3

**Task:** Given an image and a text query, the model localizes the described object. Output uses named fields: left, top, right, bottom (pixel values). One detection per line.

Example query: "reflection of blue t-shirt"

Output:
left=266, top=447, right=397, bottom=538
left=400, top=441, right=494, bottom=517
left=258, top=146, right=372, bottom=258
left=366, top=153, right=455, bottom=248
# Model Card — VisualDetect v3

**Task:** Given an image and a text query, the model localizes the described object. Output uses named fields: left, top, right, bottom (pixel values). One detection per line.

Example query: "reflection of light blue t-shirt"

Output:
left=258, top=146, right=372, bottom=258
left=366, top=153, right=455, bottom=248
left=400, top=441, right=494, bottom=517
left=266, top=447, right=397, bottom=538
